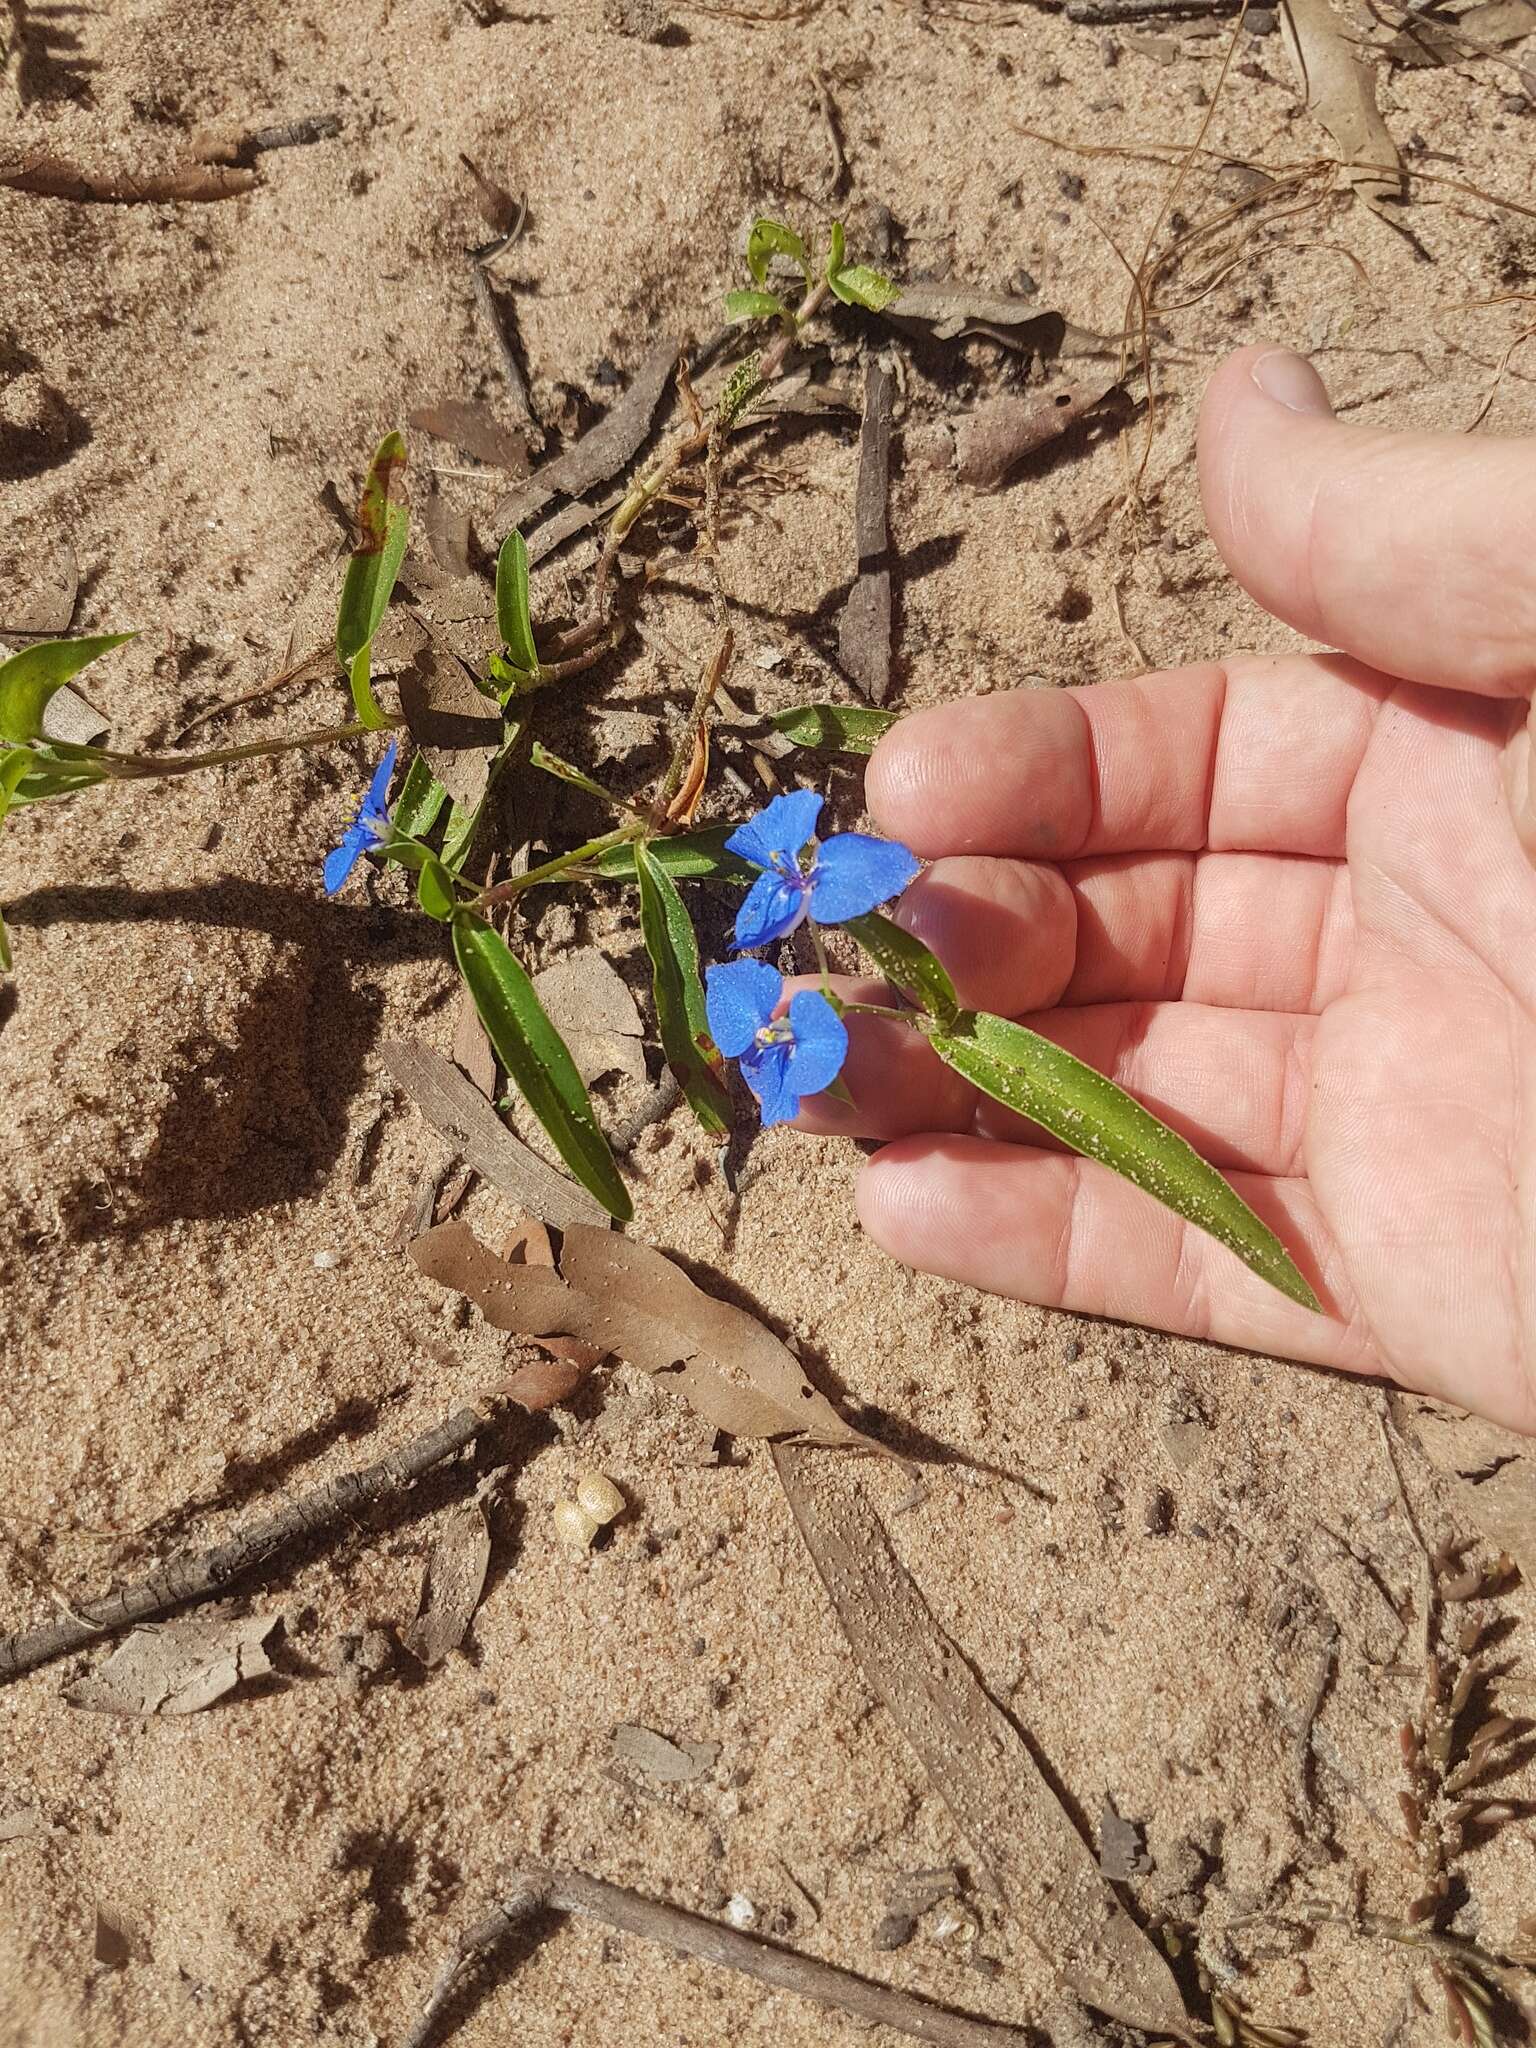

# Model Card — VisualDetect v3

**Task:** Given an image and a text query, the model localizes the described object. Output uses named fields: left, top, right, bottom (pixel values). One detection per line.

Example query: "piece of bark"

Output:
left=1280, top=0, right=1403, bottom=212
left=0, top=152, right=258, bottom=202
left=611, top=1723, right=721, bottom=1782
left=401, top=1504, right=492, bottom=1666
left=452, top=984, right=498, bottom=1099
left=772, top=1443, right=1194, bottom=2040
left=524, top=485, right=628, bottom=566
left=954, top=378, right=1121, bottom=490
left=65, top=1614, right=280, bottom=1715
left=490, top=337, right=680, bottom=538
left=1389, top=0, right=1536, bottom=65
left=838, top=359, right=894, bottom=705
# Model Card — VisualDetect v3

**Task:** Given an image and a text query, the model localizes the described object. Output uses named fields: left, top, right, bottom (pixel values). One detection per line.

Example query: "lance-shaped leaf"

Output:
left=596, top=826, right=753, bottom=883
left=335, top=430, right=409, bottom=729
left=635, top=839, right=731, bottom=1136
left=843, top=911, right=959, bottom=1028
left=452, top=912, right=632, bottom=1222
left=494, top=529, right=539, bottom=676
left=769, top=703, right=898, bottom=756
left=0, top=634, right=134, bottom=745
left=930, top=1010, right=1318, bottom=1310
left=390, top=750, right=450, bottom=839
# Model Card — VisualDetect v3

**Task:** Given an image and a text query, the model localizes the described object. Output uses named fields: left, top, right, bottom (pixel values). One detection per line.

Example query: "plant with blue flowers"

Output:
left=0, top=213, right=1318, bottom=1311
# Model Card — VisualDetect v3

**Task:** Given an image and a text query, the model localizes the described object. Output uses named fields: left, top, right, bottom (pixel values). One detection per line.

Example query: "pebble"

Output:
left=724, top=1894, right=757, bottom=1930
left=312, top=1249, right=343, bottom=1271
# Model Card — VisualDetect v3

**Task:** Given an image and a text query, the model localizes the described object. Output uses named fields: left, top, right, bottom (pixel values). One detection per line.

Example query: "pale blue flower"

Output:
left=705, top=958, right=847, bottom=1126
left=725, top=789, right=918, bottom=950
left=324, top=740, right=398, bottom=896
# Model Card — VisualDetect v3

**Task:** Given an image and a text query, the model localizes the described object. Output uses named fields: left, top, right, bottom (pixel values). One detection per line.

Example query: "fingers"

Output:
left=1199, top=346, right=1536, bottom=699
left=857, top=1134, right=1381, bottom=1374
left=867, top=654, right=1389, bottom=862
left=893, top=849, right=1351, bottom=1015
left=971, top=1001, right=1316, bottom=1179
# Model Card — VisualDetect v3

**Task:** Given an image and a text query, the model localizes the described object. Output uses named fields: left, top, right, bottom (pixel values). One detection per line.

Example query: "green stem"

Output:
left=473, top=823, right=644, bottom=911
left=94, top=716, right=405, bottom=780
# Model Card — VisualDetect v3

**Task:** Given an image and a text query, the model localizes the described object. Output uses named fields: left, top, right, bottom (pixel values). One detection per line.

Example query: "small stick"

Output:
left=838, top=357, right=895, bottom=704
left=404, top=1864, right=1030, bottom=2048
left=811, top=67, right=849, bottom=198
left=1065, top=0, right=1242, bottom=19
left=0, top=152, right=257, bottom=203
left=193, top=114, right=343, bottom=165
left=1294, top=1622, right=1338, bottom=1813
left=471, top=261, right=542, bottom=448
left=0, top=1403, right=507, bottom=1684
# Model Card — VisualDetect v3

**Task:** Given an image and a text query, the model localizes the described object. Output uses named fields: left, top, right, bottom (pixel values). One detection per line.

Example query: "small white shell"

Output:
left=723, top=1894, right=757, bottom=1930
left=552, top=1500, right=600, bottom=1553
left=575, top=1471, right=625, bottom=1527
left=312, top=1249, right=343, bottom=1271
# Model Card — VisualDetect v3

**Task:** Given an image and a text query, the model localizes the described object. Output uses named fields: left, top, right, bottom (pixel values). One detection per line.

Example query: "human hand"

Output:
left=793, top=345, right=1536, bottom=1434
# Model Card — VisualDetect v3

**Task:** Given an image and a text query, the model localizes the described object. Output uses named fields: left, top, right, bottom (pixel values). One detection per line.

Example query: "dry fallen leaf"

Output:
left=532, top=952, right=647, bottom=1088
left=954, top=379, right=1121, bottom=491
left=409, top=399, right=528, bottom=475
left=65, top=1614, right=280, bottom=1716
left=884, top=287, right=1117, bottom=358
left=1097, top=1798, right=1153, bottom=1883
left=838, top=359, right=894, bottom=706
left=93, top=1903, right=133, bottom=1969
left=410, top=1220, right=886, bottom=1453
left=423, top=489, right=476, bottom=578
left=1394, top=1399, right=1536, bottom=1584
left=402, top=1503, right=492, bottom=1666
left=772, top=1443, right=1193, bottom=2040
left=492, top=336, right=680, bottom=538
left=611, top=1723, right=721, bottom=1782
left=1281, top=0, right=1403, bottom=212
left=1389, top=0, right=1536, bottom=66
left=397, top=645, right=504, bottom=811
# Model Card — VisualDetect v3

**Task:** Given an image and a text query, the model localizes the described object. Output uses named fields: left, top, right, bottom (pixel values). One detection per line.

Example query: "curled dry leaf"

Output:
left=884, top=288, right=1118, bottom=359
left=611, top=1723, right=721, bottom=1782
left=410, top=1220, right=885, bottom=1453
left=772, top=1442, right=1193, bottom=2041
left=65, top=1614, right=280, bottom=1716
left=1280, top=0, right=1403, bottom=213
left=954, top=378, right=1122, bottom=491
left=402, top=1503, right=492, bottom=1666
left=531, top=952, right=647, bottom=1088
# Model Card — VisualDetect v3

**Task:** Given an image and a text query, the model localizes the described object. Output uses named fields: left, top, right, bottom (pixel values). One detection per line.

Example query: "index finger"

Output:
left=868, top=654, right=1390, bottom=862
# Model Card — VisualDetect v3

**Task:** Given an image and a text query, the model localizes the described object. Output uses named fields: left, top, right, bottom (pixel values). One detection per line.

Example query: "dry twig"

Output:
left=0, top=152, right=258, bottom=202
left=838, top=358, right=895, bottom=704
left=403, top=1864, right=1031, bottom=2048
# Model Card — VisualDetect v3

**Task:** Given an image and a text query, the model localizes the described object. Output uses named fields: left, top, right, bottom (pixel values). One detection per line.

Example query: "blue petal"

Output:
left=732, top=869, right=808, bottom=950
left=705, top=959, right=782, bottom=1057
left=323, top=829, right=369, bottom=897
left=807, top=832, right=920, bottom=925
left=724, top=788, right=823, bottom=872
left=359, top=738, right=400, bottom=831
left=782, top=991, right=849, bottom=1102
left=742, top=1037, right=796, bottom=1125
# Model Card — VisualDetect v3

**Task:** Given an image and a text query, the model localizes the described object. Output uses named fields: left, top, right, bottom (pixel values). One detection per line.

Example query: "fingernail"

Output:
left=1251, top=349, right=1333, bottom=416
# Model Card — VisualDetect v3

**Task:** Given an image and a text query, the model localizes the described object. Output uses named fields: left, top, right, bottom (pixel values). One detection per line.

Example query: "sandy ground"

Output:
left=2, top=1, right=1535, bottom=2044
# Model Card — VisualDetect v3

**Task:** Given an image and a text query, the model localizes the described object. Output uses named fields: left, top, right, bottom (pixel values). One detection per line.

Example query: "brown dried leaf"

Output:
left=1097, top=1798, right=1154, bottom=1882
left=499, top=1352, right=597, bottom=1409
left=491, top=336, right=681, bottom=538
left=93, top=1903, right=132, bottom=1968
left=423, top=489, right=475, bottom=578
left=884, top=288, right=1117, bottom=358
left=410, top=1220, right=884, bottom=1452
left=381, top=1038, right=609, bottom=1231
left=772, top=1443, right=1194, bottom=2040
left=1280, top=0, right=1403, bottom=212
left=611, top=1723, right=721, bottom=1782
left=65, top=1615, right=280, bottom=1716
left=954, top=379, right=1121, bottom=491
left=459, top=154, right=523, bottom=237
left=397, top=645, right=503, bottom=811
left=531, top=952, right=647, bottom=1088
left=0, top=540, right=77, bottom=636
left=409, top=399, right=528, bottom=475
left=401, top=1503, right=492, bottom=1666
left=453, top=983, right=498, bottom=1100
left=1388, top=0, right=1536, bottom=66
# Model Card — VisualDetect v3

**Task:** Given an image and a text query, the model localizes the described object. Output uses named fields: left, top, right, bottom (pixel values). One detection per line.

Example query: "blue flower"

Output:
left=725, top=789, right=919, bottom=951
left=323, top=739, right=398, bottom=896
left=705, top=958, right=848, bottom=1126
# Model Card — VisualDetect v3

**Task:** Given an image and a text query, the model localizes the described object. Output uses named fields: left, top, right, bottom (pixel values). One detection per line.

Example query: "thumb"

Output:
left=1198, top=344, right=1536, bottom=700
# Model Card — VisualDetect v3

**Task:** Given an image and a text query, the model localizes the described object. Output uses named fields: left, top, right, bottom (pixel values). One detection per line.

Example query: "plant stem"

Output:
left=94, top=716, right=405, bottom=780
left=473, top=823, right=643, bottom=910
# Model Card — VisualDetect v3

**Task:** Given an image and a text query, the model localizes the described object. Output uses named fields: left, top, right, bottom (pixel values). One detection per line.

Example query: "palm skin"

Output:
left=790, top=347, right=1536, bottom=1435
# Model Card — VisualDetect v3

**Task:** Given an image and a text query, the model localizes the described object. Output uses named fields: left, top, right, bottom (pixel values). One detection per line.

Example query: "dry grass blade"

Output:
left=1280, top=0, right=1403, bottom=212
left=771, top=1442, right=1194, bottom=2040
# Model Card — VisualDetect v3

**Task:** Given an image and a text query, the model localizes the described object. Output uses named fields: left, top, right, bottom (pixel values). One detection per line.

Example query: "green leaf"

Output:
left=7, top=750, right=114, bottom=804
left=416, top=853, right=457, bottom=921
left=529, top=741, right=625, bottom=812
left=827, top=220, right=847, bottom=275
left=335, top=430, right=409, bottom=730
left=391, top=751, right=449, bottom=839
left=929, top=1011, right=1320, bottom=1310
left=769, top=703, right=899, bottom=756
left=0, top=635, right=135, bottom=745
left=595, top=826, right=753, bottom=883
left=442, top=794, right=482, bottom=875
left=724, top=288, right=788, bottom=324
left=0, top=747, right=36, bottom=971
left=827, top=261, right=901, bottom=313
left=635, top=840, right=732, bottom=1138
left=494, top=530, right=539, bottom=674
left=746, top=217, right=809, bottom=289
left=843, top=911, right=959, bottom=1028
left=452, top=913, right=632, bottom=1222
